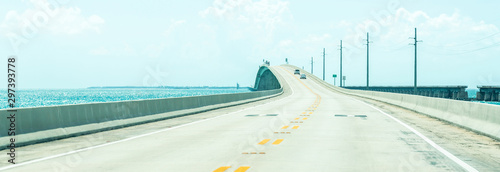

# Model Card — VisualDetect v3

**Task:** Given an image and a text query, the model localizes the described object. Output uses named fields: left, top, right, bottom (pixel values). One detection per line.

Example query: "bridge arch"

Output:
left=253, top=66, right=281, bottom=91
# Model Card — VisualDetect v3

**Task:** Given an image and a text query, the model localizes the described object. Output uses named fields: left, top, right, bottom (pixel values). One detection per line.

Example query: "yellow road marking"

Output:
left=279, top=66, right=320, bottom=96
left=235, top=166, right=251, bottom=172
left=213, top=166, right=231, bottom=172
left=272, top=139, right=284, bottom=145
left=258, top=139, right=271, bottom=145
left=309, top=112, right=313, bottom=114
left=281, top=126, right=289, bottom=129
left=302, top=112, right=306, bottom=114
left=303, top=118, right=308, bottom=120
left=294, top=117, right=299, bottom=120
left=292, top=126, right=299, bottom=129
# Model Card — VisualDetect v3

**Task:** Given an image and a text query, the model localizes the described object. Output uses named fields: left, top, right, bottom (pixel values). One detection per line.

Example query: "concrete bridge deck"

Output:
left=1, top=65, right=500, bottom=171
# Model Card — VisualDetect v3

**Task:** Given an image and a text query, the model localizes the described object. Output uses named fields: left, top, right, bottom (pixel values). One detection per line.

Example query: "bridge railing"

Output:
left=343, top=86, right=469, bottom=100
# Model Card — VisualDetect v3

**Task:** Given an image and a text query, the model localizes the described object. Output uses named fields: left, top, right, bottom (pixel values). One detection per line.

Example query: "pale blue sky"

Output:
left=1, top=0, right=499, bottom=89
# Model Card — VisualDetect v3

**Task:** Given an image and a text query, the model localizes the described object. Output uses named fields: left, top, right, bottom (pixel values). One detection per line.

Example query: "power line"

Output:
left=426, top=31, right=500, bottom=48
left=423, top=41, right=500, bottom=56
left=378, top=44, right=412, bottom=52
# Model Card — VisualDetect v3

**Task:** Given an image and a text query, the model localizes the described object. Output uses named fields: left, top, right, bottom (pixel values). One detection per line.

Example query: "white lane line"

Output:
left=353, top=99, right=478, bottom=172
left=0, top=70, right=295, bottom=171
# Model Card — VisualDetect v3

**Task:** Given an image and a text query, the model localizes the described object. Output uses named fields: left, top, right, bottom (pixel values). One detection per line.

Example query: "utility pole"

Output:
left=322, top=48, right=325, bottom=80
left=410, top=28, right=422, bottom=94
left=365, top=33, right=372, bottom=89
left=339, top=40, right=345, bottom=87
left=311, top=57, right=314, bottom=74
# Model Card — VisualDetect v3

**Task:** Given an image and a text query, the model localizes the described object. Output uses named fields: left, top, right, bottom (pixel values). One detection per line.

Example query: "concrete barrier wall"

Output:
left=0, top=89, right=281, bottom=137
left=284, top=64, right=500, bottom=140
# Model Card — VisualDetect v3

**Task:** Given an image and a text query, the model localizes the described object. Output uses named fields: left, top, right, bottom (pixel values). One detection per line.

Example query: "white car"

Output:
left=294, top=69, right=300, bottom=75
left=300, top=74, right=306, bottom=79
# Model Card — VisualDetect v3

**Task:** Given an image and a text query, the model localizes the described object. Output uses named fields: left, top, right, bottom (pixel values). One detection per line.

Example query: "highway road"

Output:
left=1, top=66, right=500, bottom=171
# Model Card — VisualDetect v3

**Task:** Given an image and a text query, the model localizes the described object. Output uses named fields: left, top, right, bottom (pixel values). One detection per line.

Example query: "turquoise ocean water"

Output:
left=473, top=101, right=500, bottom=106
left=0, top=88, right=251, bottom=109
left=466, top=89, right=500, bottom=106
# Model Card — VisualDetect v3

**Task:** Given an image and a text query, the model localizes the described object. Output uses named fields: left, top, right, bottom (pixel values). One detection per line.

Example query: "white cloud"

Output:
left=386, top=9, right=499, bottom=49
left=163, top=19, right=186, bottom=37
left=144, top=43, right=166, bottom=58
left=303, top=34, right=331, bottom=44
left=89, top=47, right=110, bottom=55
left=279, top=39, right=292, bottom=47
left=89, top=43, right=137, bottom=56
left=342, top=8, right=500, bottom=55
left=331, top=20, right=352, bottom=29
left=199, top=0, right=292, bottom=39
left=123, top=43, right=136, bottom=55
left=335, top=8, right=500, bottom=86
left=0, top=0, right=105, bottom=36
left=200, top=0, right=289, bottom=22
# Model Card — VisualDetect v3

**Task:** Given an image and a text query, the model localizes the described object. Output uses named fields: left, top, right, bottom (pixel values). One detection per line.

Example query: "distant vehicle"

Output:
left=300, top=74, right=306, bottom=79
left=294, top=69, right=300, bottom=75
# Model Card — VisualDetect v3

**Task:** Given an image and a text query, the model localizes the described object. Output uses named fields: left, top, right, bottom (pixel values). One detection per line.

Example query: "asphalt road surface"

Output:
left=2, top=66, right=500, bottom=172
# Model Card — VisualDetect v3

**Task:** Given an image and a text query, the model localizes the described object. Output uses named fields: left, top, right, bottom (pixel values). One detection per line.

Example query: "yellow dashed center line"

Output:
left=292, top=126, right=299, bottom=129
left=302, top=118, right=308, bottom=120
left=302, top=112, right=306, bottom=114
left=281, top=126, right=289, bottom=129
left=258, top=139, right=271, bottom=145
left=235, top=166, right=251, bottom=172
left=272, top=139, right=284, bottom=145
left=294, top=117, right=300, bottom=120
left=309, top=112, right=313, bottom=114
left=213, top=166, right=231, bottom=172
